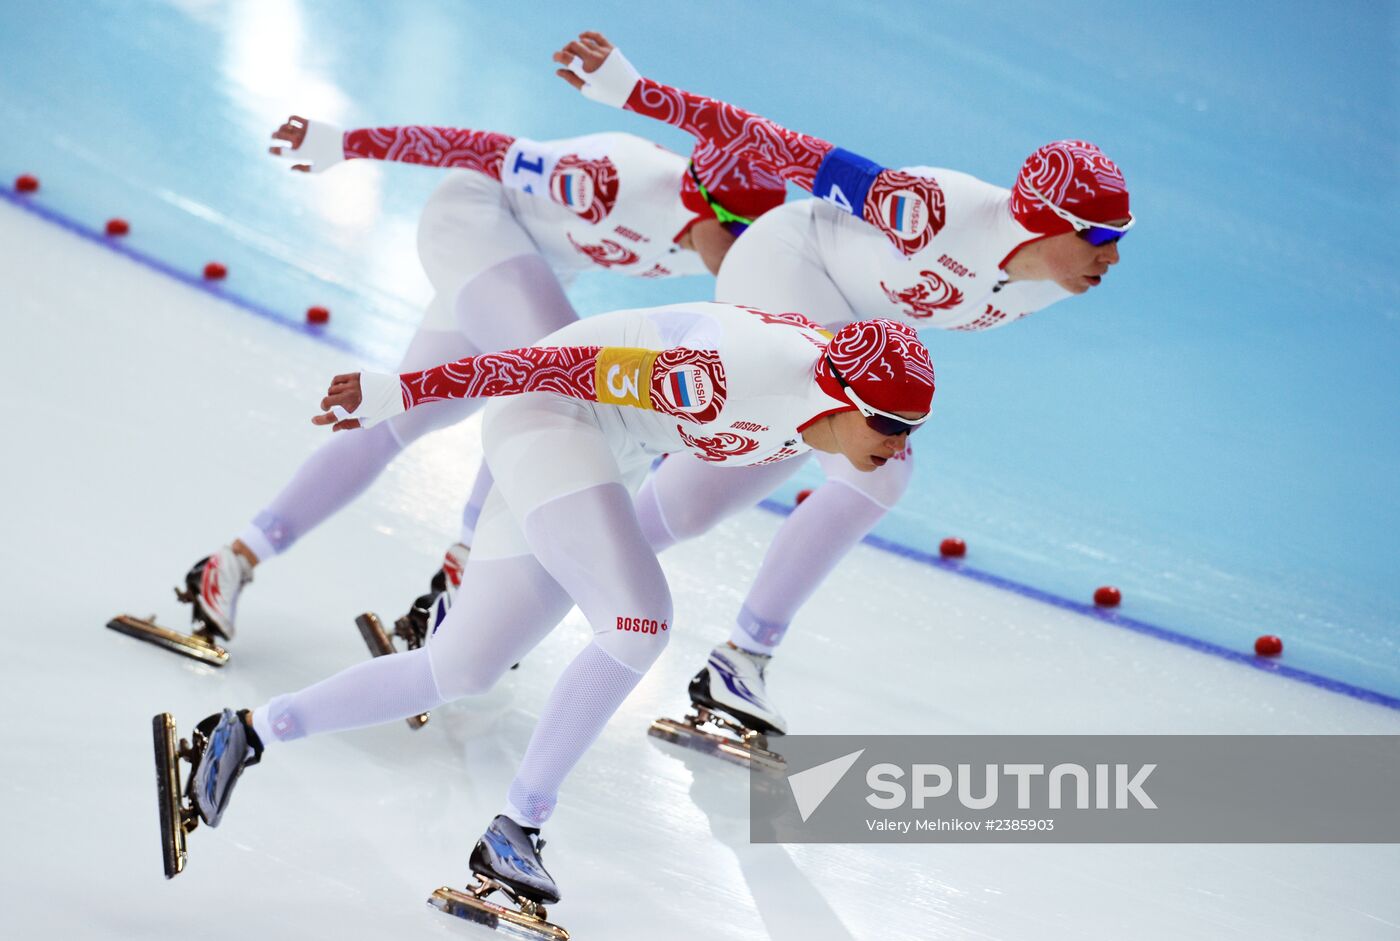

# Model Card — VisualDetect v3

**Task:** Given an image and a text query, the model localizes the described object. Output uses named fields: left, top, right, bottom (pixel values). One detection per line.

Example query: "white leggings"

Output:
left=634, top=198, right=917, bottom=652
left=238, top=172, right=580, bottom=562
left=253, top=393, right=670, bottom=829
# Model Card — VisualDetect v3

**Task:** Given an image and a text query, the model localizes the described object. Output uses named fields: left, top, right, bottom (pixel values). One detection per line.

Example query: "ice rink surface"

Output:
left=3, top=199, right=1399, bottom=940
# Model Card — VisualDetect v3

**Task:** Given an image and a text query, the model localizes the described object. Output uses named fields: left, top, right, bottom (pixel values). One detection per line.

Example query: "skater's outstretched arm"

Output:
left=269, top=115, right=515, bottom=177
left=314, top=344, right=726, bottom=431
left=552, top=31, right=943, bottom=256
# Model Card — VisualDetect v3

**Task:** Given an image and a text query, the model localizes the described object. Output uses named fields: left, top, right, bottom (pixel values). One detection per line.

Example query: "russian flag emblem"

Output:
left=664, top=366, right=712, bottom=413
left=881, top=189, right=926, bottom=241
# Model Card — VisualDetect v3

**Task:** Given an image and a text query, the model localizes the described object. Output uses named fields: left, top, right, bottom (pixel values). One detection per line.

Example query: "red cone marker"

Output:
left=203, top=261, right=227, bottom=280
left=939, top=537, right=966, bottom=559
left=1254, top=635, right=1283, bottom=657
left=105, top=218, right=130, bottom=236
left=15, top=174, right=39, bottom=193
left=1093, top=586, right=1122, bottom=607
left=795, top=489, right=813, bottom=506
left=306, top=305, right=330, bottom=324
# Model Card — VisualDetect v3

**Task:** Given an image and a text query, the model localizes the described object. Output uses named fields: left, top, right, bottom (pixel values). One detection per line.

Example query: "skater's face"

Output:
left=827, top=409, right=922, bottom=472
left=1007, top=225, right=1125, bottom=294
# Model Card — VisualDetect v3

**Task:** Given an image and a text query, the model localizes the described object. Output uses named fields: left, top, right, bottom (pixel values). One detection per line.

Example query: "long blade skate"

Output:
left=152, top=713, right=201, bottom=878
left=649, top=706, right=786, bottom=772
left=355, top=612, right=429, bottom=729
left=429, top=878, right=569, bottom=941
left=110, top=614, right=228, bottom=667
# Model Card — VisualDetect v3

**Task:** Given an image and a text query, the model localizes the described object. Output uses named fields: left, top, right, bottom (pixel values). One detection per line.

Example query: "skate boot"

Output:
left=429, top=542, right=471, bottom=599
left=649, top=644, right=787, bottom=771
left=691, top=644, right=788, bottom=735
left=428, top=815, right=569, bottom=940
left=182, top=546, right=254, bottom=640
left=107, top=547, right=251, bottom=667
left=150, top=708, right=264, bottom=878
left=354, top=590, right=450, bottom=729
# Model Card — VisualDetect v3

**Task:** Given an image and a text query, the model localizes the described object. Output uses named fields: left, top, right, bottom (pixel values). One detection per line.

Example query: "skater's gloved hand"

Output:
left=313, top=371, right=406, bottom=431
left=552, top=31, right=640, bottom=108
left=268, top=115, right=346, bottom=173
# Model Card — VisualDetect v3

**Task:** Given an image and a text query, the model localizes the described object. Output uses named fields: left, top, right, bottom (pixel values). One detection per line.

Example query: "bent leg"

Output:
left=730, top=447, right=915, bottom=653
left=479, top=393, right=675, bottom=825
left=503, top=482, right=674, bottom=826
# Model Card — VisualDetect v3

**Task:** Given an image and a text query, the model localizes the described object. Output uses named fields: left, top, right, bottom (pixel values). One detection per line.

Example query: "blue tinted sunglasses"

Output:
left=1025, top=180, right=1134, bottom=246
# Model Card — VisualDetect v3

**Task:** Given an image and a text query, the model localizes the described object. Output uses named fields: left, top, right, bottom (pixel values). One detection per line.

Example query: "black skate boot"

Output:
left=151, top=708, right=263, bottom=878
left=429, top=815, right=569, bottom=940
left=469, top=815, right=561, bottom=905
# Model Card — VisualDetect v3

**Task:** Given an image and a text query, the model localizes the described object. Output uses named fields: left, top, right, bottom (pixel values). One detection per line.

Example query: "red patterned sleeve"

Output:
left=626, top=78, right=830, bottom=191
left=343, top=126, right=515, bottom=179
left=624, top=78, right=945, bottom=256
left=398, top=345, right=727, bottom=424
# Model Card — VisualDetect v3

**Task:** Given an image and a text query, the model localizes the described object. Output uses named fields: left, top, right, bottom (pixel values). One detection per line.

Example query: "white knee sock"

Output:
left=504, top=643, right=643, bottom=826
left=251, top=647, right=445, bottom=744
left=729, top=481, right=888, bottom=653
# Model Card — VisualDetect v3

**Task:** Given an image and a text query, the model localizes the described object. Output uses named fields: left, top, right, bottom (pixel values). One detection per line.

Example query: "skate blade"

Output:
left=153, top=713, right=196, bottom=878
left=356, top=613, right=430, bottom=729
left=649, top=716, right=786, bottom=772
left=429, top=885, right=569, bottom=941
left=109, top=615, right=228, bottom=667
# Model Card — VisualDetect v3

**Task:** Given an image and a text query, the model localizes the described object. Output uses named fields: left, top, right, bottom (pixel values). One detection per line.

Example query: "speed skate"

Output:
left=107, top=555, right=242, bottom=666
left=150, top=709, right=263, bottom=879
left=649, top=643, right=788, bottom=770
left=429, top=879, right=569, bottom=941
left=428, top=814, right=570, bottom=940
left=107, top=605, right=228, bottom=667
left=649, top=705, right=786, bottom=771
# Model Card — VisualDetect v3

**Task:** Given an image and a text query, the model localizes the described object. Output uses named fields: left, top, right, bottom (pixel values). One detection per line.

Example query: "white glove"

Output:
left=270, top=118, right=346, bottom=173
left=329, top=371, right=406, bottom=429
left=567, top=47, right=641, bottom=108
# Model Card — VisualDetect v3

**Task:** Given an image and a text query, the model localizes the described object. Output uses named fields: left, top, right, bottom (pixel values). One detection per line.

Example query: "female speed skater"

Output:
left=553, top=32, right=1134, bottom=741
left=120, top=110, right=785, bottom=663
left=151, top=301, right=936, bottom=938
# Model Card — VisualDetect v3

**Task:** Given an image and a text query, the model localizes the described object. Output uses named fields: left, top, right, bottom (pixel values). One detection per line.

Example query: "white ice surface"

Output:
left=2, top=201, right=1398, bottom=941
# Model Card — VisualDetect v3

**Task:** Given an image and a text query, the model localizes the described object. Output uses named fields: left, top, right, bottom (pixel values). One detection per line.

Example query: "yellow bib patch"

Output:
left=595, top=347, right=658, bottom=410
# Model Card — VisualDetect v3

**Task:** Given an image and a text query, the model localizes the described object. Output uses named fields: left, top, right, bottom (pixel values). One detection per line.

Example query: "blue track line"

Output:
left=758, top=497, right=1400, bottom=712
left=1, top=187, right=383, bottom=363
left=8, top=183, right=1398, bottom=715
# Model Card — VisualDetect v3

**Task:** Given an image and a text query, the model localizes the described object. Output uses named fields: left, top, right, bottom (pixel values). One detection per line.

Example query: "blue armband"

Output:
left=812, top=147, right=883, bottom=217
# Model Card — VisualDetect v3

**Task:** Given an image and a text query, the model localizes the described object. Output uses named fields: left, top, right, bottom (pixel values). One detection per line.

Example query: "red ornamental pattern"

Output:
left=827, top=320, right=936, bottom=397
left=754, top=447, right=801, bottom=466
left=551, top=154, right=620, bottom=224
left=1010, top=139, right=1127, bottom=224
left=401, top=346, right=601, bottom=408
left=740, top=307, right=824, bottom=332
left=879, top=270, right=964, bottom=318
left=628, top=78, right=831, bottom=195
left=650, top=348, right=727, bottom=424
left=566, top=233, right=641, bottom=268
left=863, top=170, right=946, bottom=256
left=951, top=304, right=1032, bottom=332
left=345, top=126, right=514, bottom=179
left=676, top=428, right=760, bottom=463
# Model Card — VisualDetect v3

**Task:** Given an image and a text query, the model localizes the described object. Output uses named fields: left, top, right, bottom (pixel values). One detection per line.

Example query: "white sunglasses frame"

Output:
left=1024, top=180, right=1135, bottom=234
left=826, top=356, right=932, bottom=428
